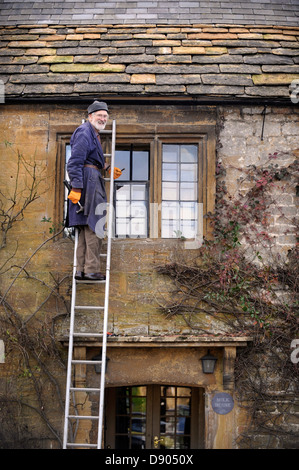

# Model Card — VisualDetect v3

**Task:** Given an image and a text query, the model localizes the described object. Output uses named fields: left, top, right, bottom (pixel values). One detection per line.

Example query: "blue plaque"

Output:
left=212, top=393, right=234, bottom=415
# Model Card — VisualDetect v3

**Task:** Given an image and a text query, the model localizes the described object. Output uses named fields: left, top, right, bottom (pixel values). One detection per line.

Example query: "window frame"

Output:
left=55, top=122, right=215, bottom=241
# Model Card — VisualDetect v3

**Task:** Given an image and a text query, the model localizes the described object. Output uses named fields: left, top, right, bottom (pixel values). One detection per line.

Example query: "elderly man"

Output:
left=67, top=100, right=121, bottom=281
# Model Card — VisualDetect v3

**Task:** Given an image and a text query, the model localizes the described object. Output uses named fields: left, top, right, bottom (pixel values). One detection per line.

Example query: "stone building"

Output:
left=0, top=1, right=298, bottom=450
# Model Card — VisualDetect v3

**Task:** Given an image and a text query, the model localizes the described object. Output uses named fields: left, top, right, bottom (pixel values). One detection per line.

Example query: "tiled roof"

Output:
left=0, top=1, right=298, bottom=26
left=1, top=23, right=299, bottom=101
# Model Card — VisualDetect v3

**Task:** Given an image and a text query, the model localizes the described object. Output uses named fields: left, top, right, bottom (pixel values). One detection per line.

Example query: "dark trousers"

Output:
left=76, top=225, right=103, bottom=274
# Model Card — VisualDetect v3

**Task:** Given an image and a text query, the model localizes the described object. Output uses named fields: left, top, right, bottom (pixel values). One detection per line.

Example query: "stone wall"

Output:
left=0, top=101, right=297, bottom=448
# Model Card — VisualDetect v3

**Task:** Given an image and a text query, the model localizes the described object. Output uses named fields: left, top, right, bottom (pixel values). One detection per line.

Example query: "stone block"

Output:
left=145, top=47, right=172, bottom=54
left=205, top=47, right=228, bottom=55
left=38, top=55, right=73, bottom=63
left=153, top=40, right=181, bottom=46
left=0, top=48, right=26, bottom=56
left=117, top=47, right=146, bottom=55
left=173, top=46, right=206, bottom=54
left=74, top=83, right=144, bottom=93
left=0, top=64, right=23, bottom=73
left=145, top=84, right=186, bottom=93
left=187, top=84, right=245, bottom=95
left=10, top=73, right=89, bottom=84
left=263, top=34, right=296, bottom=41
left=50, top=63, right=125, bottom=72
left=188, top=33, right=238, bottom=40
left=73, top=55, right=108, bottom=63
left=272, top=48, right=299, bottom=56
left=8, top=41, right=47, bottom=48
left=245, top=86, right=289, bottom=97
left=202, top=74, right=253, bottom=86
left=156, top=55, right=191, bottom=63
left=220, top=64, right=262, bottom=74
left=252, top=73, right=299, bottom=85
left=130, top=73, right=156, bottom=84
left=212, top=40, right=281, bottom=48
left=56, top=47, right=99, bottom=55
left=41, top=35, right=66, bottom=41
left=23, top=83, right=74, bottom=94
left=244, top=54, right=294, bottom=65
left=25, top=48, right=56, bottom=56
left=193, top=54, right=243, bottom=64
left=109, top=54, right=155, bottom=63
left=126, top=63, right=219, bottom=74
left=156, top=74, right=202, bottom=84
left=22, top=64, right=50, bottom=73
left=66, top=34, right=84, bottom=40
left=89, top=73, right=130, bottom=83
left=262, top=65, right=299, bottom=73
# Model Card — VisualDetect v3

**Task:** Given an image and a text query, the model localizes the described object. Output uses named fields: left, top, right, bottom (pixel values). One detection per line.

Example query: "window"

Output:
left=161, top=144, right=198, bottom=239
left=114, top=145, right=150, bottom=238
left=105, top=385, right=204, bottom=449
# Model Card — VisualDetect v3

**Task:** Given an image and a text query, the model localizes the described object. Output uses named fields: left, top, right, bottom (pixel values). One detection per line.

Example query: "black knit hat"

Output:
left=87, top=100, right=109, bottom=114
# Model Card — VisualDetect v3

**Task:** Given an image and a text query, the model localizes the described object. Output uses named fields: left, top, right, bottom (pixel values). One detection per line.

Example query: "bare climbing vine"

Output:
left=0, top=144, right=71, bottom=448
left=157, top=152, right=298, bottom=448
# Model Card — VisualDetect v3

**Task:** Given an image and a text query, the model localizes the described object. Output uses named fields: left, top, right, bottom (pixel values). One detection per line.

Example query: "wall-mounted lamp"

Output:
left=201, top=349, right=217, bottom=374
left=92, top=352, right=110, bottom=374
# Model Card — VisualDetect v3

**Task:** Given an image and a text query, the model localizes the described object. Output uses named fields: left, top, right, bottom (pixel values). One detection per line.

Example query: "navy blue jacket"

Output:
left=66, top=121, right=107, bottom=236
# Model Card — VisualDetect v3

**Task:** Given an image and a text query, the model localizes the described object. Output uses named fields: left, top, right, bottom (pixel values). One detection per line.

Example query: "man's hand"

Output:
left=68, top=189, right=82, bottom=204
left=109, top=167, right=122, bottom=179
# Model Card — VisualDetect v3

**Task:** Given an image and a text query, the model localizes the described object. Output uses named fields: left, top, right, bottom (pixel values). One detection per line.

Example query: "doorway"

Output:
left=105, top=385, right=205, bottom=449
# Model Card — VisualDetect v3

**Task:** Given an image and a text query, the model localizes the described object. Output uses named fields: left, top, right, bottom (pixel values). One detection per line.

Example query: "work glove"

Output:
left=68, top=189, right=82, bottom=204
left=109, top=167, right=122, bottom=179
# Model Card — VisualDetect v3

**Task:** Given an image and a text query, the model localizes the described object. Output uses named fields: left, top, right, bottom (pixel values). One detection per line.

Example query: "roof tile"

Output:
left=1, top=23, right=298, bottom=101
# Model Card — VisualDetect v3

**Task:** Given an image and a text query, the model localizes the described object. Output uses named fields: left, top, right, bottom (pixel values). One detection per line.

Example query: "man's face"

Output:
left=89, top=110, right=108, bottom=131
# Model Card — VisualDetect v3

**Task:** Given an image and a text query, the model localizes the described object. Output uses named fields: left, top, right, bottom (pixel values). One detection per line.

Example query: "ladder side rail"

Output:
left=97, top=119, right=116, bottom=448
left=63, top=228, right=79, bottom=449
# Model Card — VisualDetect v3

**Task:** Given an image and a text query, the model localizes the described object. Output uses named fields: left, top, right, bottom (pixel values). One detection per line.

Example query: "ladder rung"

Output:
left=104, top=153, right=111, bottom=157
left=100, top=253, right=107, bottom=257
left=70, top=387, right=101, bottom=392
left=73, top=332, right=103, bottom=338
left=74, top=305, right=104, bottom=310
left=68, top=415, right=99, bottom=420
left=76, top=279, right=106, bottom=283
left=66, top=443, right=98, bottom=448
left=72, top=359, right=102, bottom=365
